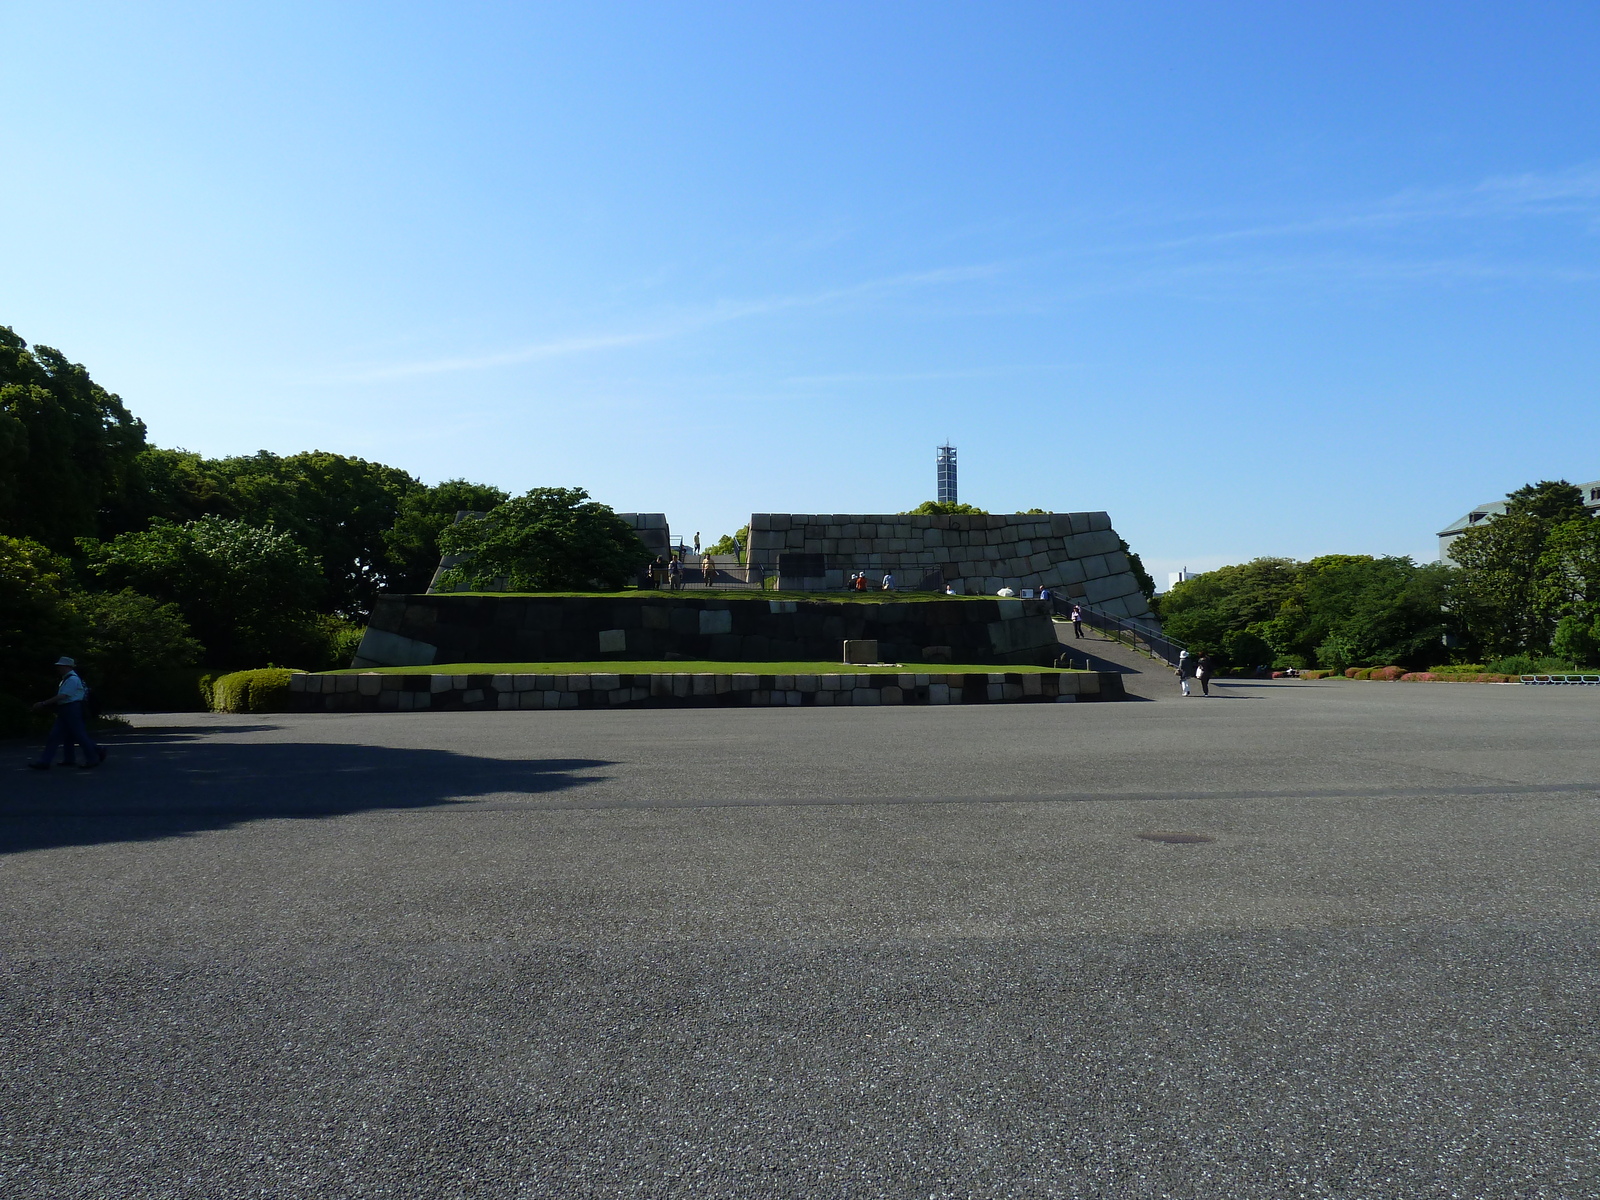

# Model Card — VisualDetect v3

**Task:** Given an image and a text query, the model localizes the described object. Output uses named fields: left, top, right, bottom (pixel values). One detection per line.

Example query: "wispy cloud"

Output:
left=322, top=163, right=1600, bottom=385
left=326, top=262, right=1010, bottom=383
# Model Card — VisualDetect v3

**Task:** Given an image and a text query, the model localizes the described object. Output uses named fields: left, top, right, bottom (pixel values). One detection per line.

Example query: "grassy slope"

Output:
left=324, top=660, right=1082, bottom=676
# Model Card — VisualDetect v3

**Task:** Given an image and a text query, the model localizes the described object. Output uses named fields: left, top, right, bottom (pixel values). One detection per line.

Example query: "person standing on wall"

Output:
left=1070, top=604, right=1084, bottom=639
left=27, top=657, right=104, bottom=770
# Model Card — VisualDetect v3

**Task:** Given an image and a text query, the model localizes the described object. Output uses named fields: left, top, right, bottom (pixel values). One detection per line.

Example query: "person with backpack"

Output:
left=27, top=656, right=105, bottom=770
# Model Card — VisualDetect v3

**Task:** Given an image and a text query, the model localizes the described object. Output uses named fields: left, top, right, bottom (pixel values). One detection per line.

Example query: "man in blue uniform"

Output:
left=27, top=656, right=104, bottom=770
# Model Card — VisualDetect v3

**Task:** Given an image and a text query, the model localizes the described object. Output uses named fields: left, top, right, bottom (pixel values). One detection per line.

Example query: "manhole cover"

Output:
left=1136, top=832, right=1215, bottom=844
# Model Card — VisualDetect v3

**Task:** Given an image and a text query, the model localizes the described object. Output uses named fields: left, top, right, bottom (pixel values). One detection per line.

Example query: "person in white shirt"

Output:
left=881, top=572, right=895, bottom=591
left=28, top=656, right=104, bottom=770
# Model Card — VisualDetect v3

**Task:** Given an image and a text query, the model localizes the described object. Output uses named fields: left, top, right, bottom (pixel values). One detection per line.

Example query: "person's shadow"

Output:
left=3, top=727, right=612, bottom=855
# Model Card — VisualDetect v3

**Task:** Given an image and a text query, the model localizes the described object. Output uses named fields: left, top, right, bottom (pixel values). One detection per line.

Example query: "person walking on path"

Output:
left=668, top=556, right=683, bottom=591
left=28, top=657, right=104, bottom=770
left=1195, top=653, right=1215, bottom=697
left=1176, top=649, right=1193, bottom=697
left=881, top=572, right=895, bottom=591
left=1070, top=604, right=1084, bottom=639
left=701, top=555, right=716, bottom=587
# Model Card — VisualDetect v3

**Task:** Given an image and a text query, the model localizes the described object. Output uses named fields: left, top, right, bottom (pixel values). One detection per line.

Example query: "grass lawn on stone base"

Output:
left=437, top=590, right=1002, bottom=604
left=323, top=661, right=1083, bottom=676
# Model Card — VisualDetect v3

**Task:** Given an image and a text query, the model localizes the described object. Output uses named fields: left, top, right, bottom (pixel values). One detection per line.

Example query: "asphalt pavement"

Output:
left=3, top=680, right=1598, bottom=1198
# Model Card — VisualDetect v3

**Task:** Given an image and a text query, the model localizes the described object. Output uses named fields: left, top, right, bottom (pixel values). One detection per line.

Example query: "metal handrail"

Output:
left=1049, top=595, right=1186, bottom=667
left=1520, top=674, right=1600, bottom=685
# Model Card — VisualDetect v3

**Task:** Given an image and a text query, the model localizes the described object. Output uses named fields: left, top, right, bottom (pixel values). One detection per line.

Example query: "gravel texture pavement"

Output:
left=3, top=679, right=1598, bottom=1198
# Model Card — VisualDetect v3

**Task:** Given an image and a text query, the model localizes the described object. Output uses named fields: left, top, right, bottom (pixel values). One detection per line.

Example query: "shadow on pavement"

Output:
left=3, top=736, right=612, bottom=855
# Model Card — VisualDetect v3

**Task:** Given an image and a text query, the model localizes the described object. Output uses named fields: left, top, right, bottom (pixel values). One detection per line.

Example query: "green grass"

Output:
left=433, top=589, right=995, bottom=603
left=323, top=660, right=1081, bottom=676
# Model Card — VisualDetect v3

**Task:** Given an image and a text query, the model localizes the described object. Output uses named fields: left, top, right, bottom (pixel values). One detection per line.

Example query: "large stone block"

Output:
left=842, top=639, right=878, bottom=664
left=699, top=609, right=733, bottom=635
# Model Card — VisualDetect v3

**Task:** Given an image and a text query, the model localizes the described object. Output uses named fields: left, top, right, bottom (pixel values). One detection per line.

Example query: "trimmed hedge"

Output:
left=209, top=668, right=299, bottom=713
left=1400, top=671, right=1516, bottom=683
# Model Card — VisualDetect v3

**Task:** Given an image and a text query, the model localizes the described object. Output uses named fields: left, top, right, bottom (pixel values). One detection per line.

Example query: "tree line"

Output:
left=1157, top=481, right=1600, bottom=674
left=1, top=325, right=508, bottom=727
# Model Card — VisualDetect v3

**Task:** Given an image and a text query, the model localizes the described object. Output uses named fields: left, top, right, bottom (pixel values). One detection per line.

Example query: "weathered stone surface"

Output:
left=842, top=639, right=879, bottom=664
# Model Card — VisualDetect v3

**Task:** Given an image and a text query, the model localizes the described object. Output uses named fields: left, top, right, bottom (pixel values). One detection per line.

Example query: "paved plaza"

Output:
left=3, top=676, right=1599, bottom=1197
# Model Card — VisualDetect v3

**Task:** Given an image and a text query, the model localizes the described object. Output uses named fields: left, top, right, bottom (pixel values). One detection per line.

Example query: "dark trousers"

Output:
left=1072, top=620, right=1083, bottom=638
left=1198, top=674, right=1211, bottom=696
left=38, top=701, right=100, bottom=766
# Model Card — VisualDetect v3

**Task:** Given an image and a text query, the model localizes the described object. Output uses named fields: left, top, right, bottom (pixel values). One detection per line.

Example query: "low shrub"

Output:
left=1300, top=669, right=1336, bottom=679
left=1369, top=666, right=1406, bottom=681
left=1400, top=672, right=1437, bottom=681
left=209, top=668, right=298, bottom=713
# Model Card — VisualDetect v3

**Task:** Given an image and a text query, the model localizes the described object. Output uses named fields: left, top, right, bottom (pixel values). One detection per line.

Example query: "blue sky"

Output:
left=3, top=2, right=1598, bottom=578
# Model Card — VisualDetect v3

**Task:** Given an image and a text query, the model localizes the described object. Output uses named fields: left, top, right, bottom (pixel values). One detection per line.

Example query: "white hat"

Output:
left=54, top=656, right=76, bottom=667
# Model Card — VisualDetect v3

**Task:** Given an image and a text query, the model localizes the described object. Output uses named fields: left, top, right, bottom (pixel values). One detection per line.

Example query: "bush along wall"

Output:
left=209, top=668, right=298, bottom=713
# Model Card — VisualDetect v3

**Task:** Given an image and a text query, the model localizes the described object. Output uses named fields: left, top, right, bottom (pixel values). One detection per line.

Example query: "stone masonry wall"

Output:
left=291, top=667, right=1124, bottom=711
left=352, top=594, right=1060, bottom=669
left=745, top=511, right=1155, bottom=620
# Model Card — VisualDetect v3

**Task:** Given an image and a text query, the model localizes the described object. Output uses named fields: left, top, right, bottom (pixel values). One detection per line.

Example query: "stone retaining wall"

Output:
left=747, top=511, right=1155, bottom=620
left=289, top=669, right=1123, bottom=711
left=353, top=594, right=1060, bottom=669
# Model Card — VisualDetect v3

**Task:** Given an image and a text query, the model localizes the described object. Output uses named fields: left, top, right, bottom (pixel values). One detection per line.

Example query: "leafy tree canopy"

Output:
left=384, top=478, right=509, bottom=593
left=904, top=501, right=988, bottom=515
left=1448, top=478, right=1598, bottom=659
left=0, top=327, right=147, bottom=551
left=436, top=487, right=652, bottom=592
left=82, top=516, right=326, bottom=668
left=706, top=525, right=749, bottom=562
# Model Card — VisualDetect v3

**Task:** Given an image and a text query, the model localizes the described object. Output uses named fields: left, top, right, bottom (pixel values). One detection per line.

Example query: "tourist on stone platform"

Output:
left=881, top=572, right=895, bottom=591
left=1070, top=604, right=1084, bottom=639
left=702, top=556, right=715, bottom=587
left=854, top=573, right=868, bottom=592
left=27, top=657, right=104, bottom=771
left=668, top=556, right=683, bottom=590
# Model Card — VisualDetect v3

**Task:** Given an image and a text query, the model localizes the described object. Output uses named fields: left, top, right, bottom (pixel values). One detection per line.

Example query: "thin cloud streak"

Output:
left=320, top=163, right=1600, bottom=385
left=325, top=262, right=1012, bottom=383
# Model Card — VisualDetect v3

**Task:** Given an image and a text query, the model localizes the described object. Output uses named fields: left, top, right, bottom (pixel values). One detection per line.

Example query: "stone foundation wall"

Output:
left=353, top=594, right=1060, bottom=669
left=746, top=511, right=1155, bottom=620
left=290, top=668, right=1124, bottom=711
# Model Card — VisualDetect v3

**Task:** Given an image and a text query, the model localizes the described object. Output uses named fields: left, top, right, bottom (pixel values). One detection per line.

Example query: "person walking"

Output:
left=1176, top=649, right=1193, bottom=697
left=702, top=554, right=716, bottom=587
left=881, top=571, right=895, bottom=591
left=28, top=657, right=104, bottom=770
left=668, top=556, right=683, bottom=591
left=1070, top=604, right=1084, bottom=639
left=1195, top=652, right=1215, bottom=697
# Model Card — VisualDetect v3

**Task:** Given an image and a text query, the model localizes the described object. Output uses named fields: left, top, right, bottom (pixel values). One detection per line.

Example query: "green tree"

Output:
left=74, top=588, right=202, bottom=709
left=0, top=536, right=81, bottom=731
left=208, top=450, right=421, bottom=615
left=1447, top=481, right=1593, bottom=658
left=0, top=327, right=147, bottom=550
left=436, top=487, right=651, bottom=592
left=1263, top=555, right=1451, bottom=671
left=903, top=501, right=988, bottom=515
left=384, top=478, right=509, bottom=593
left=706, top=525, right=749, bottom=563
left=82, top=516, right=326, bottom=667
left=1156, top=558, right=1301, bottom=654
